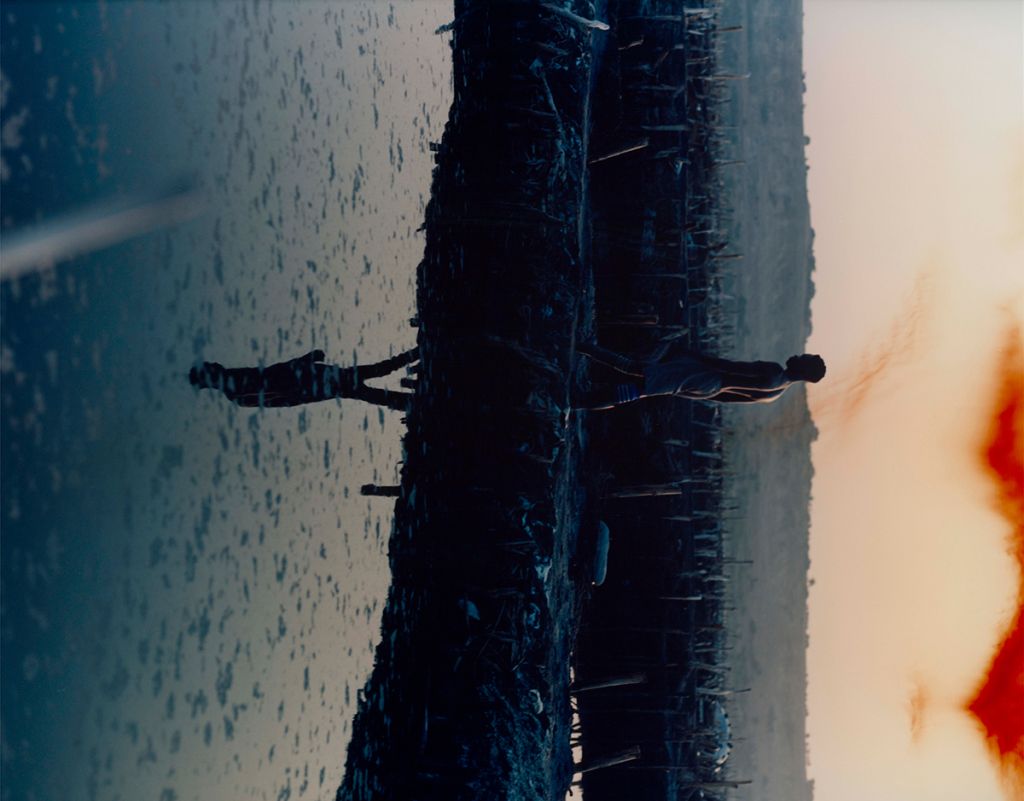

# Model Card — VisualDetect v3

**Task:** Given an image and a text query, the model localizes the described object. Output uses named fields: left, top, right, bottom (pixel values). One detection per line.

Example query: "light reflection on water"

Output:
left=1, top=3, right=452, bottom=799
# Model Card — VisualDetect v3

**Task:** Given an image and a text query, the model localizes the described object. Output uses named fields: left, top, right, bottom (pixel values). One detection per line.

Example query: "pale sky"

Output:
left=804, top=2, right=1023, bottom=800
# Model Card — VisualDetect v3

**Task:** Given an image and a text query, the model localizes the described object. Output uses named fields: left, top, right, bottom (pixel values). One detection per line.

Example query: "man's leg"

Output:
left=351, top=383, right=413, bottom=412
left=353, top=347, right=420, bottom=380
left=190, top=351, right=417, bottom=410
left=293, top=350, right=326, bottom=364
left=574, top=382, right=643, bottom=411
left=576, top=343, right=646, bottom=378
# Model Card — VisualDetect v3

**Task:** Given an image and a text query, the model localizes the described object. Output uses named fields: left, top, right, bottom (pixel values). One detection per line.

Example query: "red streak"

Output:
left=967, top=323, right=1024, bottom=796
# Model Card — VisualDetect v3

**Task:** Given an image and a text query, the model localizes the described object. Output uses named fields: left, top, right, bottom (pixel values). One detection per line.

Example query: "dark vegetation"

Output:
left=575, top=1, right=744, bottom=799
left=336, top=1, right=740, bottom=800
left=336, top=2, right=594, bottom=799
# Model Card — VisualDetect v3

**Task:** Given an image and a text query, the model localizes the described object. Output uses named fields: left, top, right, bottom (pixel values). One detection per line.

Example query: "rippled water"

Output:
left=1, top=3, right=452, bottom=799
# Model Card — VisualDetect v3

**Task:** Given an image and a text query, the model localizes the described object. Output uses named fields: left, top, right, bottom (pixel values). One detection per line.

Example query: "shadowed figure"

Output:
left=189, top=348, right=418, bottom=411
left=575, top=342, right=826, bottom=410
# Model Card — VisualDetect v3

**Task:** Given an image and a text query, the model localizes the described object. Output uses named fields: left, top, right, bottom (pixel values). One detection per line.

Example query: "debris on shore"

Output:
left=336, top=2, right=739, bottom=799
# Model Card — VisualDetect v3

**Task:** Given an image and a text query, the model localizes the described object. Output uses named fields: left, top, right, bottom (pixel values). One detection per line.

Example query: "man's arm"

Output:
left=699, top=355, right=784, bottom=380
left=708, top=386, right=788, bottom=404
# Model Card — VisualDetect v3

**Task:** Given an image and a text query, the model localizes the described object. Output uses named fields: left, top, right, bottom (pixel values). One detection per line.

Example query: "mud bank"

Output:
left=336, top=2, right=601, bottom=799
left=336, top=2, right=739, bottom=800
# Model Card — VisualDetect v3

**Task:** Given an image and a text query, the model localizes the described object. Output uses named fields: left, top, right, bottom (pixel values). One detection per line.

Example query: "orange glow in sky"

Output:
left=804, top=2, right=1024, bottom=800
left=967, top=324, right=1024, bottom=795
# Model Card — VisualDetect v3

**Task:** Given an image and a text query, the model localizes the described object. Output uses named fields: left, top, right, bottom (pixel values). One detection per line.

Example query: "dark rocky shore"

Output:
left=336, top=2, right=737, bottom=800
left=336, top=2, right=598, bottom=799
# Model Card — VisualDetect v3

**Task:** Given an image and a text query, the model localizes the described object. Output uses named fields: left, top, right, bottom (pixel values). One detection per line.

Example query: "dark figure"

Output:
left=189, top=348, right=418, bottom=411
left=575, top=343, right=825, bottom=410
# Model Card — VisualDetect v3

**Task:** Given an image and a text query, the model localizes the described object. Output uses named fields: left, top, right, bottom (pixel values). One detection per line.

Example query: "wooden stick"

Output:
left=576, top=746, right=642, bottom=774
left=541, top=2, right=610, bottom=30
left=361, top=484, right=400, bottom=497
left=609, top=486, right=684, bottom=498
left=597, top=314, right=660, bottom=326
left=589, top=139, right=650, bottom=165
left=682, top=781, right=753, bottom=789
left=696, top=687, right=751, bottom=696
left=572, top=672, right=648, bottom=694
left=639, top=123, right=690, bottom=132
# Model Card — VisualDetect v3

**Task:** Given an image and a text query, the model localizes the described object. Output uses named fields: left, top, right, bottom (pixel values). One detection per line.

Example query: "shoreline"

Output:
left=337, top=2, right=598, bottom=797
left=337, top=2, right=740, bottom=799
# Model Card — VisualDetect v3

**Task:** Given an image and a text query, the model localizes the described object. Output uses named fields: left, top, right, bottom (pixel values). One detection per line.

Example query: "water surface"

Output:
left=1, top=3, right=452, bottom=799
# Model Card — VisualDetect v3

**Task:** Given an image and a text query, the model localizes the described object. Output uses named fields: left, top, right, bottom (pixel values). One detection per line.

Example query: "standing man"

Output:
left=189, top=348, right=418, bottom=411
left=574, top=342, right=825, bottom=410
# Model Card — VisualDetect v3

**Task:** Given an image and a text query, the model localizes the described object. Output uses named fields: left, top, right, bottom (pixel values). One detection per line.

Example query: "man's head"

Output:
left=786, top=354, right=826, bottom=383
